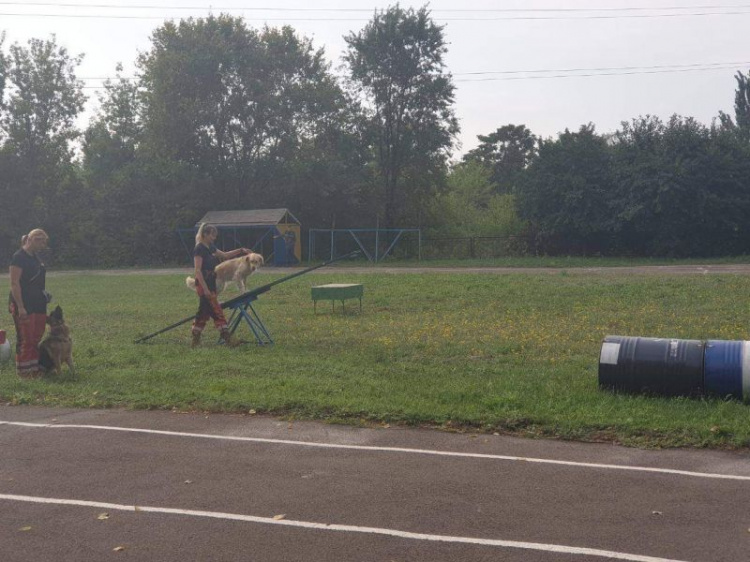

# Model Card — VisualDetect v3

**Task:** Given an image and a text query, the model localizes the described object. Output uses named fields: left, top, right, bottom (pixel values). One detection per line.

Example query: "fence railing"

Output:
left=307, top=234, right=532, bottom=262
left=401, top=236, right=531, bottom=260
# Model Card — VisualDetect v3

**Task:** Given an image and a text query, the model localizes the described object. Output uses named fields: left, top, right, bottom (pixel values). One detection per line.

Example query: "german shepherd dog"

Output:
left=39, top=305, right=74, bottom=376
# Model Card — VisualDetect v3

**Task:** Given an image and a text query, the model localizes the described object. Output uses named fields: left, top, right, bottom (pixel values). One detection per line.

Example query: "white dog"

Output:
left=186, top=252, right=264, bottom=295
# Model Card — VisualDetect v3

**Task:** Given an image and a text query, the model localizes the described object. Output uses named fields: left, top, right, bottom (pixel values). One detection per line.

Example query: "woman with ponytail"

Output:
left=191, top=223, right=249, bottom=348
left=8, top=229, right=50, bottom=378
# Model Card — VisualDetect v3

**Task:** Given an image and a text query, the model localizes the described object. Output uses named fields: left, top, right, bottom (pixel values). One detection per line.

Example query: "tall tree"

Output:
left=81, top=66, right=211, bottom=266
left=0, top=32, right=7, bottom=115
left=733, top=71, right=750, bottom=140
left=463, top=124, right=537, bottom=194
left=613, top=115, right=750, bottom=256
left=344, top=4, right=459, bottom=226
left=516, top=124, right=616, bottom=254
left=0, top=36, right=85, bottom=261
left=137, top=15, right=350, bottom=209
left=426, top=160, right=524, bottom=238
left=1, top=37, right=85, bottom=163
left=84, top=65, right=142, bottom=175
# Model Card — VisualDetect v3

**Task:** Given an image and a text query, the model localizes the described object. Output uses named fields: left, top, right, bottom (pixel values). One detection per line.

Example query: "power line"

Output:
left=454, top=61, right=750, bottom=77
left=73, top=63, right=747, bottom=89
left=455, top=65, right=745, bottom=82
left=75, top=61, right=750, bottom=81
left=3, top=9, right=750, bottom=21
left=4, top=2, right=750, bottom=13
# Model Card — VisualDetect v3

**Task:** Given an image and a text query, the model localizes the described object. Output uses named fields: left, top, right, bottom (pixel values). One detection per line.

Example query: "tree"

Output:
left=733, top=71, right=750, bottom=140
left=84, top=65, right=142, bottom=176
left=463, top=124, right=537, bottom=194
left=426, top=160, right=524, bottom=239
left=612, top=115, right=750, bottom=256
left=137, top=16, right=351, bottom=210
left=0, top=36, right=85, bottom=262
left=80, top=64, right=212, bottom=266
left=0, top=32, right=7, bottom=114
left=516, top=124, right=616, bottom=254
left=1, top=37, right=85, bottom=163
left=344, top=4, right=459, bottom=226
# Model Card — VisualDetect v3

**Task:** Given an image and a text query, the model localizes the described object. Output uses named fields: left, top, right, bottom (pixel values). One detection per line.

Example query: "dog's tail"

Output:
left=185, top=276, right=197, bottom=291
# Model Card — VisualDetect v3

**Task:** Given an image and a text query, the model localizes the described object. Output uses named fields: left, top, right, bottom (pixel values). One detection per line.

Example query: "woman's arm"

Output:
left=193, top=255, right=211, bottom=294
left=9, top=265, right=27, bottom=318
left=215, top=248, right=248, bottom=260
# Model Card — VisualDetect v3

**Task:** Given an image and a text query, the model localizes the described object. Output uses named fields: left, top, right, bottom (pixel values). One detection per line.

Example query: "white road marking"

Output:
left=0, top=493, right=690, bottom=562
left=1, top=420, right=748, bottom=481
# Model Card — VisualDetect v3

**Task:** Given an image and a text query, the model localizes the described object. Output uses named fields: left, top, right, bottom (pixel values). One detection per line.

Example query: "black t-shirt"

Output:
left=9, top=249, right=47, bottom=314
left=193, top=243, right=219, bottom=292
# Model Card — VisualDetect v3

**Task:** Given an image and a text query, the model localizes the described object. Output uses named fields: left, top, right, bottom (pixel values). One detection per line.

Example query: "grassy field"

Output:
left=32, top=253, right=750, bottom=271
left=365, top=254, right=750, bottom=268
left=1, top=268, right=749, bottom=449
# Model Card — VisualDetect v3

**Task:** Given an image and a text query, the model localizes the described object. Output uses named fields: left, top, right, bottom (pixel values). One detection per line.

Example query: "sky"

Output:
left=1, top=1, right=748, bottom=157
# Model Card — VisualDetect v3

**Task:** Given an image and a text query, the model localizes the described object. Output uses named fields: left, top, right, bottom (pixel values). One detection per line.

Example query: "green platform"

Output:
left=311, top=283, right=364, bottom=313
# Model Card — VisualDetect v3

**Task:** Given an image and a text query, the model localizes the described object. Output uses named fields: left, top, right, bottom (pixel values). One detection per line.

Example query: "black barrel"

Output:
left=704, top=340, right=750, bottom=402
left=599, top=335, right=705, bottom=397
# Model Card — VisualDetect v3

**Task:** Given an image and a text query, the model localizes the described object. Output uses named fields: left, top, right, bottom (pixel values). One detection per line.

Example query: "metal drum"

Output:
left=703, top=340, right=750, bottom=402
left=599, top=335, right=705, bottom=397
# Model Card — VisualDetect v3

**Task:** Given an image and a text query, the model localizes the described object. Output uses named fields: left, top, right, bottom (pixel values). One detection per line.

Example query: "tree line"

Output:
left=1, top=6, right=749, bottom=266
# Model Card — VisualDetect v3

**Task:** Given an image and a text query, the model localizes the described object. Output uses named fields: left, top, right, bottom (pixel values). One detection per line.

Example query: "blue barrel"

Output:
left=704, top=340, right=750, bottom=402
left=599, top=335, right=705, bottom=397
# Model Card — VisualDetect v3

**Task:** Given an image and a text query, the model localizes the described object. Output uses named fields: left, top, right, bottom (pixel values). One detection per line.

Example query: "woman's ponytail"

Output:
left=21, top=229, right=48, bottom=247
left=195, top=223, right=206, bottom=245
left=195, top=223, right=217, bottom=245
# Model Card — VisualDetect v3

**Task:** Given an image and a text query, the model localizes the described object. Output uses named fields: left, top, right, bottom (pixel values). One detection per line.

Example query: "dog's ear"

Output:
left=52, top=306, right=63, bottom=321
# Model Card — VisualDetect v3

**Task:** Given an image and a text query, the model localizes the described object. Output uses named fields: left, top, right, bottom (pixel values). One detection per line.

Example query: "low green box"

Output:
left=311, top=283, right=363, bottom=313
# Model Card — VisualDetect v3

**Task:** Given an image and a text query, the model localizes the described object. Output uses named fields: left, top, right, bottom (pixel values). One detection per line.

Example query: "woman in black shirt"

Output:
left=8, top=229, right=50, bottom=378
left=191, top=223, right=248, bottom=348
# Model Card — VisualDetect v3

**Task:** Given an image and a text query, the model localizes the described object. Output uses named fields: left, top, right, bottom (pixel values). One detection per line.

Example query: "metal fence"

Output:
left=307, top=233, right=532, bottom=262
left=398, top=236, right=532, bottom=260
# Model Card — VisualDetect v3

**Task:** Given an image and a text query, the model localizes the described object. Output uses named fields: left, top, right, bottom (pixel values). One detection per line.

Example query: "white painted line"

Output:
left=0, top=493, right=690, bottom=562
left=1, top=420, right=748, bottom=482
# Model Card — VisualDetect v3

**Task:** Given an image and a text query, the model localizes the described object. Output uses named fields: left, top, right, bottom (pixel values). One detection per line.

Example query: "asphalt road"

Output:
left=1, top=406, right=748, bottom=562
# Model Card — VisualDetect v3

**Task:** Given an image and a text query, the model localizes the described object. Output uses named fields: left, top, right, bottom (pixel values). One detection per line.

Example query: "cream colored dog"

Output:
left=186, top=252, right=264, bottom=294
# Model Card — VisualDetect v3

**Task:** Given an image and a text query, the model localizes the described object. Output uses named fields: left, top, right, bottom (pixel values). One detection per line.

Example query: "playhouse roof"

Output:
left=196, top=208, right=300, bottom=227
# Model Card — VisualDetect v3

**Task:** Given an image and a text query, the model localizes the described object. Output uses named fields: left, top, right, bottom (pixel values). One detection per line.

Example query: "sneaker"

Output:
left=18, top=368, right=44, bottom=380
left=220, top=331, right=241, bottom=348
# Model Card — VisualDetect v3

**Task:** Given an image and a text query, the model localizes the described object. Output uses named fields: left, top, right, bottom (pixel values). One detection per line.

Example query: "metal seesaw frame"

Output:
left=134, top=251, right=360, bottom=345
left=223, top=289, right=273, bottom=345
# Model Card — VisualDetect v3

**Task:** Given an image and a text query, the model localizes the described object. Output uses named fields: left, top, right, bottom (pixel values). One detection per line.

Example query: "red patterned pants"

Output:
left=192, top=286, right=228, bottom=335
left=10, top=303, right=47, bottom=375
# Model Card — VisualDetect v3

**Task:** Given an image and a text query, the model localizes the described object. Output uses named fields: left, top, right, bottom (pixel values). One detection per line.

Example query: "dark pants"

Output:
left=192, top=285, right=228, bottom=335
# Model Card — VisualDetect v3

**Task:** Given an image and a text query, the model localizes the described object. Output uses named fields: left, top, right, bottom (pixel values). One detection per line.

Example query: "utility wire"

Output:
left=74, top=63, right=747, bottom=89
left=454, top=61, right=750, bottom=77
left=3, top=9, right=750, bottom=20
left=4, top=2, right=750, bottom=12
left=455, top=65, right=745, bottom=82
left=75, top=61, right=750, bottom=81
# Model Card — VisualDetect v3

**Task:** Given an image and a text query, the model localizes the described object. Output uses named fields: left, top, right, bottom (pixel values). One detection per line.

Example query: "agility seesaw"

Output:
left=134, top=250, right=360, bottom=345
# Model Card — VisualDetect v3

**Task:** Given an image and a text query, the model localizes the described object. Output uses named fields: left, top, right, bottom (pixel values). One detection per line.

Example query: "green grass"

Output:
left=372, top=254, right=750, bottom=268
left=43, top=253, right=750, bottom=271
left=1, top=270, right=749, bottom=449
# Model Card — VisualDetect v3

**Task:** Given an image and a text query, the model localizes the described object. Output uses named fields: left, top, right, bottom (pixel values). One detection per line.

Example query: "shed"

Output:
left=178, top=208, right=302, bottom=266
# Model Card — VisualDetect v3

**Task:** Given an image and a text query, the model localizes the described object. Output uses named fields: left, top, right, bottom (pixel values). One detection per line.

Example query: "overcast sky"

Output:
left=1, top=1, right=748, bottom=156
